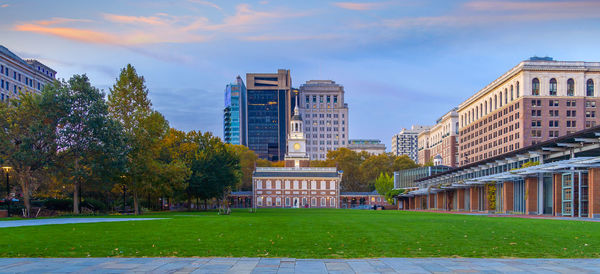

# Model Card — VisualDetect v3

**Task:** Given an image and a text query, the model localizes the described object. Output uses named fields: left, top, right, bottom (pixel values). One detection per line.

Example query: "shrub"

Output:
left=43, top=199, right=73, bottom=211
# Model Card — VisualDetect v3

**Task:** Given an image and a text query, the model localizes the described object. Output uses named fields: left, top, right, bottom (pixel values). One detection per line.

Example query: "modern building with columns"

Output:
left=458, top=57, right=600, bottom=166
left=399, top=125, right=600, bottom=218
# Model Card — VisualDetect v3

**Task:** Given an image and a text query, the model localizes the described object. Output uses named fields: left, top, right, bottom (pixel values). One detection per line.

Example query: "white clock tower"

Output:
left=285, top=102, right=310, bottom=167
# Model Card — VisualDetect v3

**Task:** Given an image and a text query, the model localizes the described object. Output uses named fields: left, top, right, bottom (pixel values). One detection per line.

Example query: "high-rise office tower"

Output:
left=246, top=69, right=292, bottom=161
left=391, top=125, right=431, bottom=163
left=299, top=80, right=349, bottom=160
left=224, top=76, right=247, bottom=145
left=0, top=45, right=56, bottom=103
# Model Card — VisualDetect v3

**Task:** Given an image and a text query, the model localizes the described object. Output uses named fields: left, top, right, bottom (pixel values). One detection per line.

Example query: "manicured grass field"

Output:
left=1, top=209, right=600, bottom=258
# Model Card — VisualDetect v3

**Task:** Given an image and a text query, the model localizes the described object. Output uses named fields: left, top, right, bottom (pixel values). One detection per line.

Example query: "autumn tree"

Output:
left=107, top=64, right=181, bottom=214
left=0, top=86, right=63, bottom=216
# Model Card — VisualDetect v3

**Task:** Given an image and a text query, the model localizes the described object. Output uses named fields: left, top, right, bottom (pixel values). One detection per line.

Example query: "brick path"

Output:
left=1, top=257, right=599, bottom=273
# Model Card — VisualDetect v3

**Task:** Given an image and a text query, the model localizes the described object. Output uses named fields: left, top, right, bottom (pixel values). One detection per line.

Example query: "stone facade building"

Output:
left=417, top=109, right=459, bottom=167
left=347, top=139, right=386, bottom=155
left=0, top=45, right=56, bottom=103
left=458, top=58, right=600, bottom=166
left=299, top=80, right=349, bottom=160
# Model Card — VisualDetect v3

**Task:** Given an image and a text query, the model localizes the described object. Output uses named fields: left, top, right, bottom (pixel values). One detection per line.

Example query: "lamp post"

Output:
left=2, top=166, right=12, bottom=217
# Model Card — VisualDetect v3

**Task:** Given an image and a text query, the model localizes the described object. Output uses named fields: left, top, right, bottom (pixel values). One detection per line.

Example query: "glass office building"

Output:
left=224, top=76, right=247, bottom=145
left=394, top=165, right=451, bottom=189
left=246, top=70, right=292, bottom=161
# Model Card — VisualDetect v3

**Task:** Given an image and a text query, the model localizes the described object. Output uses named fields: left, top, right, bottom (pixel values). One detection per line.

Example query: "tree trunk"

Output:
left=73, top=158, right=80, bottom=214
left=168, top=197, right=171, bottom=211
left=133, top=192, right=140, bottom=215
left=73, top=181, right=80, bottom=214
left=204, top=199, right=207, bottom=211
left=19, top=175, right=31, bottom=218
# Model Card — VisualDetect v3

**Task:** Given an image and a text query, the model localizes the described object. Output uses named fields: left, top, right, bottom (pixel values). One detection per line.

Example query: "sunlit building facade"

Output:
left=299, top=80, right=349, bottom=160
left=458, top=57, right=600, bottom=166
left=0, top=45, right=56, bottom=103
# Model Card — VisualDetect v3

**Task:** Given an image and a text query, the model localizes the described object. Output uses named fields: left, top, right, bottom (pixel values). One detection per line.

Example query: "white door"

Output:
left=293, top=198, right=299, bottom=208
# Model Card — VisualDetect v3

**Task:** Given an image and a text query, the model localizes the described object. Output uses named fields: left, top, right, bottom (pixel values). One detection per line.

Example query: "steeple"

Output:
left=285, top=95, right=309, bottom=167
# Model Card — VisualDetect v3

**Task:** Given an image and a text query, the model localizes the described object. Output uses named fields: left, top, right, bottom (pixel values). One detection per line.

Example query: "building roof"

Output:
left=231, top=191, right=252, bottom=196
left=340, top=191, right=380, bottom=196
left=415, top=124, right=600, bottom=183
left=254, top=171, right=340, bottom=178
left=253, top=167, right=340, bottom=178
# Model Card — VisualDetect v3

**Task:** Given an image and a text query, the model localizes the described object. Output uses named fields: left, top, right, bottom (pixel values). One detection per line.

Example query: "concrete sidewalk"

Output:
left=0, top=218, right=167, bottom=228
left=1, top=257, right=599, bottom=273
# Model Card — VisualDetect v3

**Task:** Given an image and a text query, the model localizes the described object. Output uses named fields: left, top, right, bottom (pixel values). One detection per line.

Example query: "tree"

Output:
left=0, top=86, right=63, bottom=217
left=325, top=148, right=369, bottom=191
left=374, top=172, right=394, bottom=203
left=107, top=64, right=170, bottom=215
left=55, top=75, right=126, bottom=214
left=227, top=144, right=257, bottom=191
left=187, top=132, right=241, bottom=210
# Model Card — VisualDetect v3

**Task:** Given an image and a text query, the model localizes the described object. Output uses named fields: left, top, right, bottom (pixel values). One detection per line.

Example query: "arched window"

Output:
left=510, top=85, right=514, bottom=100
left=567, top=78, right=574, bottom=96
left=587, top=79, right=594, bottom=96
left=494, top=95, right=497, bottom=109
left=484, top=102, right=487, bottom=115
left=532, top=78, right=540, bottom=96
left=549, top=78, right=557, bottom=96
left=475, top=106, right=478, bottom=120
left=489, top=98, right=492, bottom=113
left=516, top=81, right=520, bottom=97
left=504, top=89, right=508, bottom=104
left=499, top=92, right=503, bottom=107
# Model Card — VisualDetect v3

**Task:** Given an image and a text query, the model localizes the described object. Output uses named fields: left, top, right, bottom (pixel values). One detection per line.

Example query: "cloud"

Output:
left=333, top=2, right=388, bottom=10
left=368, top=0, right=600, bottom=30
left=242, top=34, right=341, bottom=41
left=14, top=4, right=310, bottom=46
left=34, top=17, right=93, bottom=26
left=1, top=4, right=9, bottom=8
left=464, top=1, right=600, bottom=11
left=191, top=4, right=311, bottom=32
left=103, top=14, right=168, bottom=26
left=187, top=0, right=222, bottom=10
left=14, top=14, right=209, bottom=46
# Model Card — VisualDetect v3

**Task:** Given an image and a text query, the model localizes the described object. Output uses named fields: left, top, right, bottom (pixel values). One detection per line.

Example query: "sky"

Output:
left=3, top=0, right=600, bottom=151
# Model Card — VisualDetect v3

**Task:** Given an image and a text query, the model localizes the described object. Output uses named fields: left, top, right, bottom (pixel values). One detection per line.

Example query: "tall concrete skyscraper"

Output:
left=299, top=80, right=349, bottom=160
left=224, top=76, right=247, bottom=145
left=246, top=69, right=292, bottom=161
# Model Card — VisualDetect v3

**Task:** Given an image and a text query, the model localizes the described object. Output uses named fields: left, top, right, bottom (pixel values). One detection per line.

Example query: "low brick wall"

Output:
left=0, top=210, right=7, bottom=218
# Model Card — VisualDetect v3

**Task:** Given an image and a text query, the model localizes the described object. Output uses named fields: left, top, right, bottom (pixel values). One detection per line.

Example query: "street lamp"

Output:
left=2, top=166, right=12, bottom=217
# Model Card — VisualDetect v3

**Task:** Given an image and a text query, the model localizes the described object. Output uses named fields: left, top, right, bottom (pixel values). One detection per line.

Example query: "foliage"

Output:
left=187, top=132, right=241, bottom=207
left=55, top=74, right=127, bottom=214
left=374, top=172, right=394, bottom=203
left=311, top=148, right=418, bottom=192
left=107, top=64, right=190, bottom=215
left=487, top=183, right=497, bottom=211
left=521, top=161, right=540, bottom=168
left=0, top=85, right=64, bottom=216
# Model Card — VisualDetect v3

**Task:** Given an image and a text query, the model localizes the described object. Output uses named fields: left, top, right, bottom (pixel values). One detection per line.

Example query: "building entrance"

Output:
left=561, top=172, right=589, bottom=217
left=293, top=198, right=300, bottom=208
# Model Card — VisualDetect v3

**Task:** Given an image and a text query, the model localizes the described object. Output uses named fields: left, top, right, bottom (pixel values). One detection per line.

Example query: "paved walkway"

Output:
left=0, top=218, right=166, bottom=228
left=1, top=257, right=599, bottom=273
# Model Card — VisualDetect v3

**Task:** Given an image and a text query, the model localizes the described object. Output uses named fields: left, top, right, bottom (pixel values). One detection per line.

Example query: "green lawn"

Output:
left=1, top=209, right=599, bottom=258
